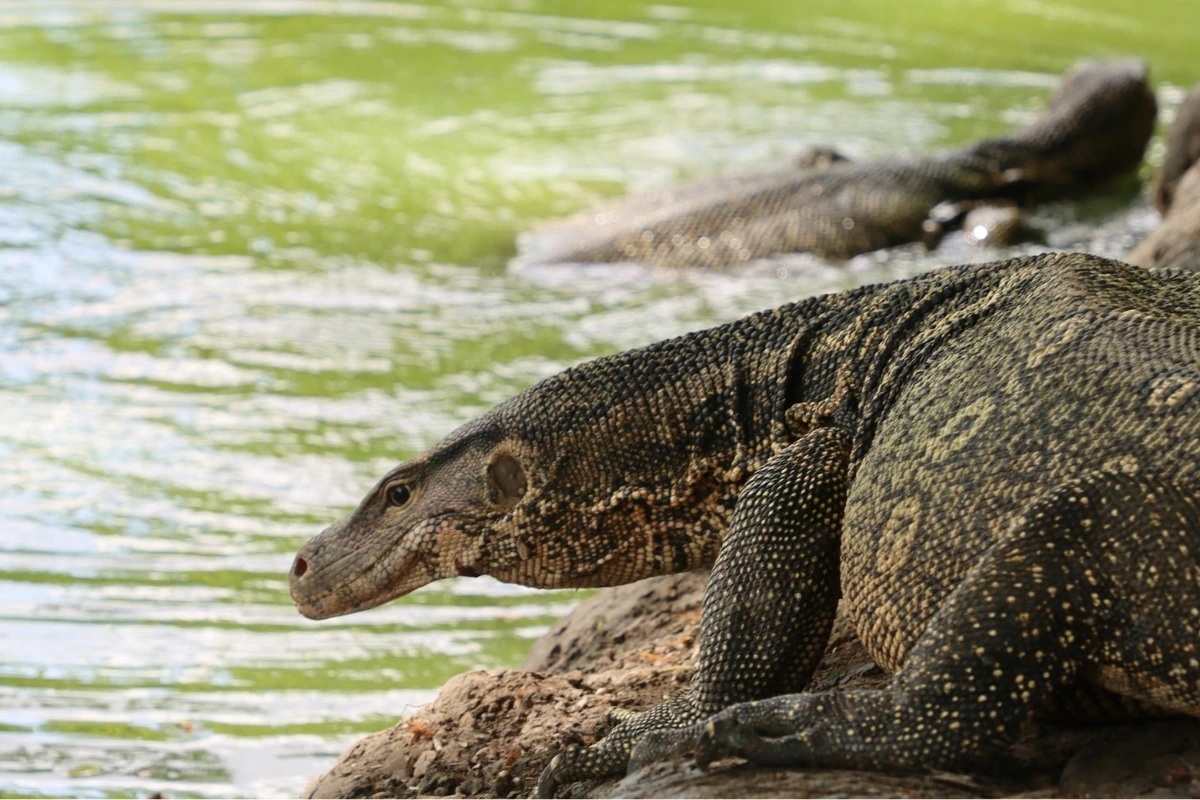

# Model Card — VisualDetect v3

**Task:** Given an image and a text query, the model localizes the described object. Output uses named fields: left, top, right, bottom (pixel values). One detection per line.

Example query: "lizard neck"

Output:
left=500, top=291, right=865, bottom=587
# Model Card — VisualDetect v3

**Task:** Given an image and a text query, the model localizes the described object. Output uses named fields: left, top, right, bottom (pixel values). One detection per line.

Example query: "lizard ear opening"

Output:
left=488, top=453, right=527, bottom=509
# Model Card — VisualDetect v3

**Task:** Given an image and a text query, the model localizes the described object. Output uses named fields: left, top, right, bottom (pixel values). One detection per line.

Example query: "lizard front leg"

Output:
left=536, top=426, right=850, bottom=797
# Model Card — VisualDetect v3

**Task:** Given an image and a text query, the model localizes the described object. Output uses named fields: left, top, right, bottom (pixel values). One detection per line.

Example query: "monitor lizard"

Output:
left=522, top=61, right=1155, bottom=268
left=290, top=252, right=1200, bottom=795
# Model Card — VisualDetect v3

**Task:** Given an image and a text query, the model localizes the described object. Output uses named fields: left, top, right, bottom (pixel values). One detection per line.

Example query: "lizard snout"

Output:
left=289, top=538, right=335, bottom=619
left=289, top=513, right=437, bottom=619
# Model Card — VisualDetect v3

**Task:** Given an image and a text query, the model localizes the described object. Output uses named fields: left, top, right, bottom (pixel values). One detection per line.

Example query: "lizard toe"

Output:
left=536, top=733, right=635, bottom=798
left=606, top=706, right=643, bottom=724
left=626, top=722, right=705, bottom=774
left=534, top=749, right=572, bottom=799
left=693, top=706, right=765, bottom=767
left=692, top=696, right=820, bottom=767
left=539, top=690, right=708, bottom=794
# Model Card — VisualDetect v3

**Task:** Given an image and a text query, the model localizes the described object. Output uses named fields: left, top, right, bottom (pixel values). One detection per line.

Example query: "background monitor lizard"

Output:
left=290, top=252, right=1200, bottom=796
left=520, top=60, right=1155, bottom=268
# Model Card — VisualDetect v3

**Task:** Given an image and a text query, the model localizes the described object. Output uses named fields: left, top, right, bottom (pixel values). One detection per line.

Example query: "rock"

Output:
left=1058, top=718, right=1200, bottom=797
left=302, top=571, right=1200, bottom=799
left=304, top=722, right=414, bottom=799
left=960, top=205, right=1038, bottom=248
left=302, top=662, right=692, bottom=799
left=609, top=760, right=1000, bottom=798
left=1127, top=162, right=1200, bottom=270
left=523, top=572, right=706, bottom=675
left=1129, top=82, right=1200, bottom=271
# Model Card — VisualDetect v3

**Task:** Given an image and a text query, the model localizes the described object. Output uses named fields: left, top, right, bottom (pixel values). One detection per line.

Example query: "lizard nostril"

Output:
left=293, top=557, right=308, bottom=578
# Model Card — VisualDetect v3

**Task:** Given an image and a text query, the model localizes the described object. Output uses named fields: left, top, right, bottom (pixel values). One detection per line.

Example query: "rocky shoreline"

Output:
left=304, top=573, right=1200, bottom=799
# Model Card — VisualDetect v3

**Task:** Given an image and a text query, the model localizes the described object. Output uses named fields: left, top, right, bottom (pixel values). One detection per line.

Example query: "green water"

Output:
left=0, top=1, right=1196, bottom=796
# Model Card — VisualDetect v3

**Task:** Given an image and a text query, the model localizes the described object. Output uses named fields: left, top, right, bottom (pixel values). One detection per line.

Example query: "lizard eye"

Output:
left=387, top=484, right=412, bottom=508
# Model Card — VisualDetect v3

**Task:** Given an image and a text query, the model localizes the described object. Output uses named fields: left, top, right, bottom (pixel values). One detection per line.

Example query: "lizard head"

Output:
left=289, top=347, right=745, bottom=620
left=967, top=58, right=1157, bottom=198
left=1028, top=58, right=1157, bottom=189
left=288, top=409, right=545, bottom=620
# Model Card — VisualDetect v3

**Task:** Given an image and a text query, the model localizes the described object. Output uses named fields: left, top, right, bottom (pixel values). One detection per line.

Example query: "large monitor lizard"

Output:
left=521, top=60, right=1155, bottom=268
left=1129, top=82, right=1200, bottom=271
left=290, top=252, right=1200, bottom=795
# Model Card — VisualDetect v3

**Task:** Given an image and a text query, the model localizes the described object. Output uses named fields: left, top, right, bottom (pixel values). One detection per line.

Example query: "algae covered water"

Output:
left=0, top=1, right=1197, bottom=796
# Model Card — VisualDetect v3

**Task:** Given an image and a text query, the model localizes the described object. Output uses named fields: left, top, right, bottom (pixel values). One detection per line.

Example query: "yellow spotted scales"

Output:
left=290, top=253, right=1200, bottom=795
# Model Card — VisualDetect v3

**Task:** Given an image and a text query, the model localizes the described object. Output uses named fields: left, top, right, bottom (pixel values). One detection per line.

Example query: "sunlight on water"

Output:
left=0, top=0, right=1197, bottom=796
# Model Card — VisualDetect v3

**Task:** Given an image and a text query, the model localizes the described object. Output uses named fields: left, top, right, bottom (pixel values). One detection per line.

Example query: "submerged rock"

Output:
left=303, top=573, right=1200, bottom=799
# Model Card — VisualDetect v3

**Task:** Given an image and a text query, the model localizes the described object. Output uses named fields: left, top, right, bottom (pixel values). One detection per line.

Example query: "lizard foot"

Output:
left=535, top=725, right=637, bottom=798
left=624, top=722, right=706, bottom=774
left=626, top=695, right=817, bottom=774
left=536, top=690, right=703, bottom=797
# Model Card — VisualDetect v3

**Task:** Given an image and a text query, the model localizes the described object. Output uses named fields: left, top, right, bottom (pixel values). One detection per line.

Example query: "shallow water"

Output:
left=0, top=1, right=1197, bottom=797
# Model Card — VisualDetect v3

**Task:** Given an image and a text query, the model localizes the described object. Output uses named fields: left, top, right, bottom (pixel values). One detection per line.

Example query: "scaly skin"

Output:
left=524, top=60, right=1155, bottom=268
left=1129, top=83, right=1200, bottom=271
left=291, top=253, right=1200, bottom=796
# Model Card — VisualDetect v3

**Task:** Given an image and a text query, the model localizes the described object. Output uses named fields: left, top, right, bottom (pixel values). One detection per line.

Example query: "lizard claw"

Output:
left=538, top=689, right=706, bottom=795
left=536, top=733, right=635, bottom=798
left=628, top=696, right=819, bottom=775
left=693, top=708, right=764, bottom=768
left=626, top=709, right=772, bottom=774
left=626, top=723, right=704, bottom=774
left=535, top=747, right=575, bottom=798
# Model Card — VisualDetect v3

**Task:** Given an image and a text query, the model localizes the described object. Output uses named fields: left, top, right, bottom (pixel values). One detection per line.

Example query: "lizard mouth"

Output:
left=290, top=538, right=426, bottom=620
